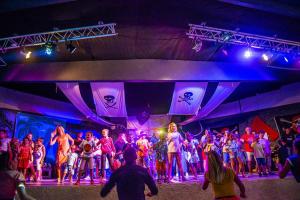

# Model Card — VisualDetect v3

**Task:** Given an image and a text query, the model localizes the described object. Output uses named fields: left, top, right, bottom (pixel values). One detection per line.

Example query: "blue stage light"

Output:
left=284, top=56, right=289, bottom=63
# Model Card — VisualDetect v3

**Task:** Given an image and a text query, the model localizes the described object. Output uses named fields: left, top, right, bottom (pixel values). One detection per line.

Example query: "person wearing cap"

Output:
left=100, top=147, right=158, bottom=200
left=136, top=132, right=150, bottom=169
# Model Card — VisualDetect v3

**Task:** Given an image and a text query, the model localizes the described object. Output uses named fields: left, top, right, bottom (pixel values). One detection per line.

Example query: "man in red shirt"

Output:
left=240, top=127, right=255, bottom=175
left=97, top=129, right=116, bottom=182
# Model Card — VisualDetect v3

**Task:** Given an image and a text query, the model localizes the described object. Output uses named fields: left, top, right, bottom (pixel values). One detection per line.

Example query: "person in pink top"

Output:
left=240, top=127, right=255, bottom=175
left=97, top=129, right=116, bottom=182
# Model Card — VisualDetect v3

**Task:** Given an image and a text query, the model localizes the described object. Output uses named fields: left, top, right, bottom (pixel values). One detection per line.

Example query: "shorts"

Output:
left=245, top=152, right=254, bottom=161
left=237, top=152, right=246, bottom=162
left=35, top=159, right=42, bottom=171
left=156, top=161, right=166, bottom=172
left=223, top=152, right=230, bottom=163
left=80, top=157, right=94, bottom=170
left=64, top=165, right=75, bottom=175
left=256, top=158, right=266, bottom=166
left=229, top=152, right=237, bottom=159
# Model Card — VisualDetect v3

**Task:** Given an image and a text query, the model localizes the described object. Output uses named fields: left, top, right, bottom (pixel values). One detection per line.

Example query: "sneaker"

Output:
left=263, top=172, right=268, bottom=176
left=90, top=179, right=94, bottom=185
left=74, top=181, right=80, bottom=185
left=181, top=177, right=187, bottom=182
left=259, top=173, right=262, bottom=177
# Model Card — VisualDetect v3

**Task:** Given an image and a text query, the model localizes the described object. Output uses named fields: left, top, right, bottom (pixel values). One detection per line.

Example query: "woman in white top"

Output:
left=167, top=122, right=186, bottom=182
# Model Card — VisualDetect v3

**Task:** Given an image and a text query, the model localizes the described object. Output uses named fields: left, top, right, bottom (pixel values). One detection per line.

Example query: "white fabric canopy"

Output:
left=127, top=115, right=171, bottom=131
left=205, top=82, right=300, bottom=119
left=168, top=82, right=208, bottom=115
left=180, top=82, right=240, bottom=125
left=91, top=82, right=127, bottom=117
left=57, top=82, right=114, bottom=126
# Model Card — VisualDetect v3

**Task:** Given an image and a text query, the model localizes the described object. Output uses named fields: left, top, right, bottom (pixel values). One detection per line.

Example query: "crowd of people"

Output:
left=1, top=122, right=300, bottom=200
left=0, top=122, right=299, bottom=185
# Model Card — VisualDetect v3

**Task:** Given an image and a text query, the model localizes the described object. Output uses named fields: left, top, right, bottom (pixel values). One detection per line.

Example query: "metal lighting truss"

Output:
left=0, top=23, right=117, bottom=53
left=187, top=23, right=300, bottom=55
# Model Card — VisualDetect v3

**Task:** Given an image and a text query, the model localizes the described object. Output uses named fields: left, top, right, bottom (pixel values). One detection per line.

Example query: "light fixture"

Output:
left=262, top=53, right=269, bottom=61
left=66, top=41, right=76, bottom=54
left=192, top=38, right=202, bottom=52
left=20, top=49, right=32, bottom=59
left=284, top=56, right=289, bottom=63
left=244, top=49, right=252, bottom=58
left=44, top=42, right=56, bottom=55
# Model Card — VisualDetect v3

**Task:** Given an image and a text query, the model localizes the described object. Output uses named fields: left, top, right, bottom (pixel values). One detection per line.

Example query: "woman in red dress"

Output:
left=18, top=138, right=32, bottom=177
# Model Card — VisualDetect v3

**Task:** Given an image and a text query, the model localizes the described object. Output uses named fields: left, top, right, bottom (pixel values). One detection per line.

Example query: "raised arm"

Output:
left=278, top=160, right=291, bottom=179
left=67, top=134, right=74, bottom=146
left=100, top=173, right=117, bottom=197
left=17, top=183, right=36, bottom=200
left=234, top=174, right=246, bottom=198
left=50, top=131, right=58, bottom=146
left=145, top=170, right=158, bottom=196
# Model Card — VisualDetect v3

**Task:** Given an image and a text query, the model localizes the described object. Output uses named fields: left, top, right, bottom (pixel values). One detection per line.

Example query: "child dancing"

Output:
left=75, top=132, right=96, bottom=185
left=62, top=145, right=78, bottom=183
left=153, top=134, right=168, bottom=183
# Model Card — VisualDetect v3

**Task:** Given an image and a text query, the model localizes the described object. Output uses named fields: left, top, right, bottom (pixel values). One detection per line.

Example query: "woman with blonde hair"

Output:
left=50, top=125, right=74, bottom=183
left=202, top=151, right=246, bottom=200
left=167, top=122, right=186, bottom=182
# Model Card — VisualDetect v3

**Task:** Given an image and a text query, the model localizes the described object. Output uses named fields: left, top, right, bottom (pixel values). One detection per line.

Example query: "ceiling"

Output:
left=0, top=0, right=300, bottom=65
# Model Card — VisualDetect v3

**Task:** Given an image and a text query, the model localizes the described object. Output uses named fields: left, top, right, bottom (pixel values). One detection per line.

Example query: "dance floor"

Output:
left=23, top=175, right=300, bottom=200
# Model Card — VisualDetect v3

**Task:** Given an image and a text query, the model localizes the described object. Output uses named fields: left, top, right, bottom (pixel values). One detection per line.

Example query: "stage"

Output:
left=22, top=175, right=300, bottom=200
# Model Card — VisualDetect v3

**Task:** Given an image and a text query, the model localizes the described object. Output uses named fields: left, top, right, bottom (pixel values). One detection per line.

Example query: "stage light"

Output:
left=262, top=53, right=269, bottom=61
left=244, top=49, right=252, bottom=58
left=192, top=38, right=202, bottom=52
left=284, top=56, right=289, bottom=63
left=222, top=49, right=228, bottom=56
left=66, top=42, right=76, bottom=54
left=20, top=49, right=32, bottom=59
left=44, top=42, right=56, bottom=55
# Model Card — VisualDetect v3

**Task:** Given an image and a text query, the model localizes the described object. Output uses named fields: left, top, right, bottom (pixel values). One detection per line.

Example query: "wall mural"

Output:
left=15, top=112, right=66, bottom=164
left=0, top=109, right=16, bottom=137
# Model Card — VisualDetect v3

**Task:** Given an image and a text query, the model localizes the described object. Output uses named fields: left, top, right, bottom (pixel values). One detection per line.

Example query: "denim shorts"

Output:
left=256, top=158, right=266, bottom=166
left=223, top=152, right=230, bottom=163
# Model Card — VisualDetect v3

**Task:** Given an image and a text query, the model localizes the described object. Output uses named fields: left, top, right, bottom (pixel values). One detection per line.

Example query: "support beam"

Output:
left=0, top=59, right=278, bottom=81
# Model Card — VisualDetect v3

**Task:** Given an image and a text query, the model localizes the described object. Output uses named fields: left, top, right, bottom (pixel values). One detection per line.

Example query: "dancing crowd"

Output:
left=1, top=122, right=300, bottom=200
left=0, top=122, right=299, bottom=185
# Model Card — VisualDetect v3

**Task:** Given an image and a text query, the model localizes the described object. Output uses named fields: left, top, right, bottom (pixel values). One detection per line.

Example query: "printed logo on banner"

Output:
left=103, top=95, right=117, bottom=109
left=178, top=92, right=193, bottom=105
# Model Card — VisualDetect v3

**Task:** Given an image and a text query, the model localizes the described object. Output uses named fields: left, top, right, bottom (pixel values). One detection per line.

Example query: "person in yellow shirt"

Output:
left=202, top=151, right=246, bottom=200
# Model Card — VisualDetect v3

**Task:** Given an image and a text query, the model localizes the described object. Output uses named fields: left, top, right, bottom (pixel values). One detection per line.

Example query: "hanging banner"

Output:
left=180, top=82, right=240, bottom=125
left=168, top=82, right=207, bottom=115
left=91, top=82, right=127, bottom=117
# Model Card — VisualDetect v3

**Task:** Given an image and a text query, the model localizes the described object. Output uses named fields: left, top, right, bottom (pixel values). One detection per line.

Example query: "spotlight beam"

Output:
left=0, top=23, right=117, bottom=53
